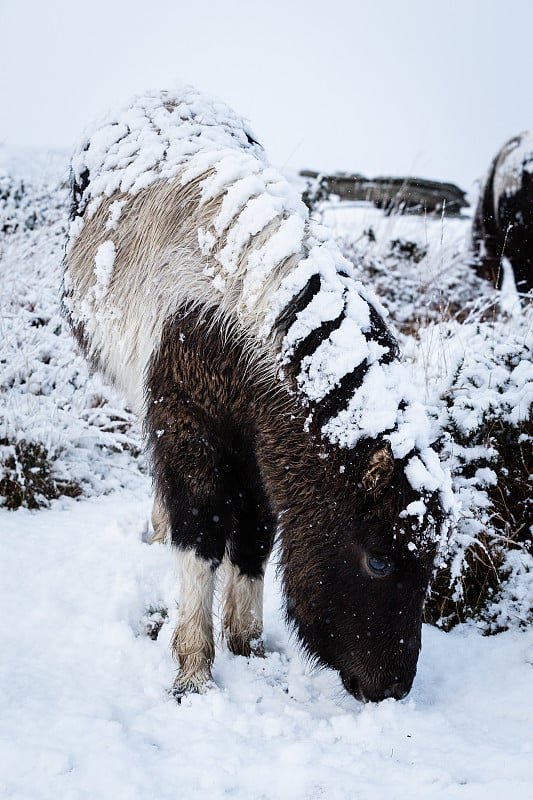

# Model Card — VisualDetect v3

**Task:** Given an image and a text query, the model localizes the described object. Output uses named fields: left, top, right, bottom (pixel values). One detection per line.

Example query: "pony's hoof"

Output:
left=226, top=634, right=265, bottom=659
left=171, top=671, right=215, bottom=703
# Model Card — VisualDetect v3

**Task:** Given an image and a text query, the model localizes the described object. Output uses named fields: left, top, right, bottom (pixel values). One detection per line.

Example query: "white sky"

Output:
left=1, top=0, right=532, bottom=190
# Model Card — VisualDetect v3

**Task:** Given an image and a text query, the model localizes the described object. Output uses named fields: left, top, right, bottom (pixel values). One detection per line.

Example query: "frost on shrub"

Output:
left=0, top=439, right=81, bottom=509
left=0, top=172, right=60, bottom=234
left=0, top=165, right=145, bottom=510
left=335, top=220, right=488, bottom=335
left=424, top=320, right=533, bottom=631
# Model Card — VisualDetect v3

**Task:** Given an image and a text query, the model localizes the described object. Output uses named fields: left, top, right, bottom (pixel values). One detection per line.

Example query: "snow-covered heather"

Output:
left=324, top=202, right=488, bottom=334
left=0, top=158, right=145, bottom=504
left=1, top=151, right=532, bottom=799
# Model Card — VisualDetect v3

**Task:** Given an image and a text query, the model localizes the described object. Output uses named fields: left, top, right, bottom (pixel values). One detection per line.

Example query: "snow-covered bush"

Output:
left=425, top=318, right=532, bottom=630
left=0, top=438, right=81, bottom=509
left=0, top=165, right=145, bottom=509
left=334, top=213, right=488, bottom=334
left=0, top=169, right=65, bottom=234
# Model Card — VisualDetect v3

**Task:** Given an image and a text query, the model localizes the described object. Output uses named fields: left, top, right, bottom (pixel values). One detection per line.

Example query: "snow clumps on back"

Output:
left=69, top=86, right=266, bottom=226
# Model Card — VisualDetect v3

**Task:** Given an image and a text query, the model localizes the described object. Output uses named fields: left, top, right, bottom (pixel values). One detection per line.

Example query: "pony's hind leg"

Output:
left=150, top=498, right=214, bottom=692
left=151, top=495, right=170, bottom=544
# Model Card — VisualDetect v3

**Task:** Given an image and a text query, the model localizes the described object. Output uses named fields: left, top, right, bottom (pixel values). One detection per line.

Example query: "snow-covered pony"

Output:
left=472, top=131, right=533, bottom=293
left=63, top=88, right=448, bottom=702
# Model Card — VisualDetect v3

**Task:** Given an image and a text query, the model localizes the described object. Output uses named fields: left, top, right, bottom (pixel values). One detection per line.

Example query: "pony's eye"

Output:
left=367, top=555, right=393, bottom=577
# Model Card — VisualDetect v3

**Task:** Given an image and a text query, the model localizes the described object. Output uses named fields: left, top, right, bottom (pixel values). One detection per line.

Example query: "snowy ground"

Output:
left=1, top=150, right=532, bottom=799
left=1, top=488, right=533, bottom=800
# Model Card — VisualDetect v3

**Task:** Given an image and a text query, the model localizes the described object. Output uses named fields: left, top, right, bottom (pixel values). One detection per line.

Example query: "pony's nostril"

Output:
left=342, top=674, right=367, bottom=702
left=382, top=682, right=409, bottom=700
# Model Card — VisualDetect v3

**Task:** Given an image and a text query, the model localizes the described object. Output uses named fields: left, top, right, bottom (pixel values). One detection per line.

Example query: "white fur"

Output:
left=150, top=496, right=169, bottom=544
left=172, top=548, right=216, bottom=693
left=64, top=172, right=304, bottom=411
left=222, top=558, right=265, bottom=655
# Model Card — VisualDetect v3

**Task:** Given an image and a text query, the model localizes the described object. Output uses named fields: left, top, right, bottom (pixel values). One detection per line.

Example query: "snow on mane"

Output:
left=67, top=88, right=452, bottom=524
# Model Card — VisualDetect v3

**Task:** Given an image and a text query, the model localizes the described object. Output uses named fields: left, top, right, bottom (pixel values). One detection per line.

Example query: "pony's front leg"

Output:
left=148, top=417, right=230, bottom=697
left=149, top=494, right=218, bottom=692
left=171, top=548, right=218, bottom=695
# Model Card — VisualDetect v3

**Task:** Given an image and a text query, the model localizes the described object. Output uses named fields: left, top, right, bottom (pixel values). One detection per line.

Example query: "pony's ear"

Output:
left=361, top=441, right=395, bottom=498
